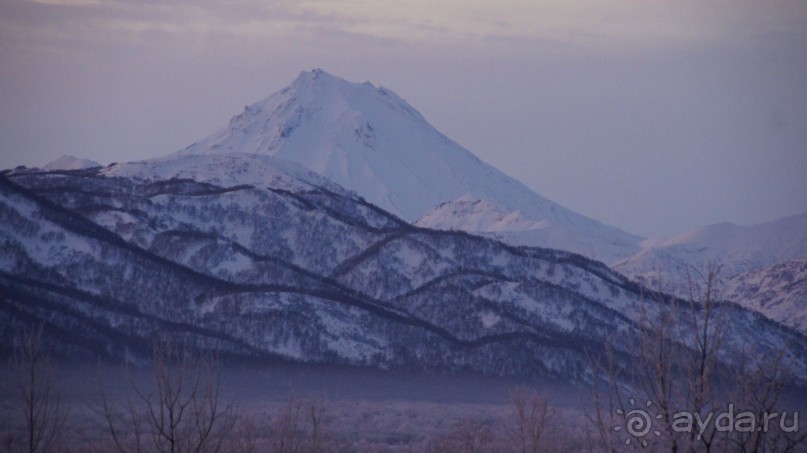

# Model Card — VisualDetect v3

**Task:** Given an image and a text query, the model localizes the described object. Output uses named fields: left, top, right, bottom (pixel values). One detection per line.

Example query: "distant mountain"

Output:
left=612, top=213, right=807, bottom=334
left=724, top=259, right=807, bottom=335
left=3, top=156, right=804, bottom=381
left=413, top=196, right=641, bottom=263
left=43, top=155, right=101, bottom=171
left=177, top=69, right=642, bottom=262
left=613, top=212, right=807, bottom=286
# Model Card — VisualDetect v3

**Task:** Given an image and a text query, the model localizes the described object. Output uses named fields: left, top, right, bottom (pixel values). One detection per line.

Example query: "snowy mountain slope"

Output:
left=413, top=196, right=639, bottom=262
left=43, top=154, right=100, bottom=171
left=613, top=212, right=807, bottom=287
left=724, top=259, right=807, bottom=335
left=415, top=196, right=536, bottom=232
left=3, top=161, right=805, bottom=381
left=176, top=69, right=642, bottom=262
left=612, top=213, right=807, bottom=334
left=102, top=153, right=349, bottom=195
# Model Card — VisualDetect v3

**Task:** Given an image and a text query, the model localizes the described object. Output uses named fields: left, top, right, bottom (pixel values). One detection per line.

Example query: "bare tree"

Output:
left=585, top=343, right=637, bottom=452
left=268, top=395, right=347, bottom=453
left=269, top=398, right=305, bottom=453
left=100, top=369, right=147, bottom=453
left=722, top=345, right=807, bottom=452
left=100, top=338, right=238, bottom=453
left=12, top=322, right=68, bottom=453
left=225, top=413, right=261, bottom=453
left=616, top=265, right=727, bottom=451
left=430, top=417, right=496, bottom=452
left=587, top=263, right=806, bottom=452
left=507, top=387, right=554, bottom=453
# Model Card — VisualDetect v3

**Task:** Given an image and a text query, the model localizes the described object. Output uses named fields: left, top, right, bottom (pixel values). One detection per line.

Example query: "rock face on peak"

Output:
left=178, top=70, right=642, bottom=262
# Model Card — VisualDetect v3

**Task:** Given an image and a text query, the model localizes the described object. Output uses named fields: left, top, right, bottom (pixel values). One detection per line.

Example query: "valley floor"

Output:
left=2, top=362, right=805, bottom=451
left=0, top=362, right=584, bottom=452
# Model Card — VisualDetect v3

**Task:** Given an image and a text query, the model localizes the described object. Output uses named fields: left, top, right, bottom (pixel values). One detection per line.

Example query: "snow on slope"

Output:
left=44, top=154, right=101, bottom=171
left=6, top=168, right=806, bottom=380
left=613, top=212, right=807, bottom=286
left=102, top=153, right=347, bottom=194
left=415, top=196, right=541, bottom=232
left=413, top=195, right=643, bottom=262
left=724, top=259, right=807, bottom=335
left=175, top=69, right=642, bottom=262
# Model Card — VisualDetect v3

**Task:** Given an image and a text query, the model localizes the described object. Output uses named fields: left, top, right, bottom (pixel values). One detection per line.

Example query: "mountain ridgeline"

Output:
left=1, top=155, right=805, bottom=383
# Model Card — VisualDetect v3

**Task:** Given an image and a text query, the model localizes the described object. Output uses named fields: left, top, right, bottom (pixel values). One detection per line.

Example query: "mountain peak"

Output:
left=174, top=70, right=642, bottom=261
left=43, top=154, right=101, bottom=171
left=175, top=70, right=465, bottom=218
left=294, top=68, right=358, bottom=86
left=180, top=69, right=430, bottom=161
left=289, top=68, right=360, bottom=97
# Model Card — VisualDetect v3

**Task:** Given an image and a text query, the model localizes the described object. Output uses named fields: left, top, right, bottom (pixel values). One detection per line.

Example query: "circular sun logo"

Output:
left=613, top=398, right=663, bottom=447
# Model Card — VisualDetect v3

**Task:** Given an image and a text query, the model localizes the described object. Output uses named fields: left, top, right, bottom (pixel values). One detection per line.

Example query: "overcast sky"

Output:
left=1, top=0, right=805, bottom=238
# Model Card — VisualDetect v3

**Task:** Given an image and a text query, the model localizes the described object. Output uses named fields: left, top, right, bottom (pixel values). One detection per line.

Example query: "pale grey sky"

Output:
left=1, top=0, right=805, bottom=237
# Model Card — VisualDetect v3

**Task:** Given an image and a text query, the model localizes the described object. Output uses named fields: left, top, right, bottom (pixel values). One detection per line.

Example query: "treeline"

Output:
left=3, top=325, right=576, bottom=452
left=6, top=319, right=805, bottom=452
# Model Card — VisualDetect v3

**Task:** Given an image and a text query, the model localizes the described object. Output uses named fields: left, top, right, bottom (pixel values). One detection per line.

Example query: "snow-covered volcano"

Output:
left=178, top=69, right=642, bottom=261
